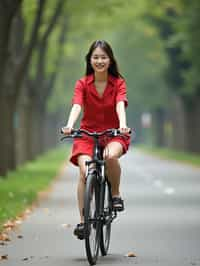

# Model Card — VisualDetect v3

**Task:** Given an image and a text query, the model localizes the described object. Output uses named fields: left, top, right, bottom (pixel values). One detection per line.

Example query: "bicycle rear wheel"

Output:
left=84, top=173, right=101, bottom=265
left=100, top=180, right=112, bottom=255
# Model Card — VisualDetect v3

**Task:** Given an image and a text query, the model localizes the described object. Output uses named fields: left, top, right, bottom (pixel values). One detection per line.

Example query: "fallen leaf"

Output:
left=5, top=227, right=12, bottom=232
left=61, top=223, right=71, bottom=228
left=0, top=254, right=8, bottom=260
left=25, top=209, right=31, bottom=215
left=21, top=256, right=34, bottom=261
left=16, top=215, right=23, bottom=219
left=15, top=220, right=22, bottom=225
left=3, top=220, right=15, bottom=229
left=0, top=233, right=10, bottom=241
left=125, top=252, right=137, bottom=257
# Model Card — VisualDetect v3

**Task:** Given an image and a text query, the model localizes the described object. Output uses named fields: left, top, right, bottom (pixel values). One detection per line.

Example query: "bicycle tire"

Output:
left=84, top=173, right=101, bottom=265
left=100, top=180, right=112, bottom=255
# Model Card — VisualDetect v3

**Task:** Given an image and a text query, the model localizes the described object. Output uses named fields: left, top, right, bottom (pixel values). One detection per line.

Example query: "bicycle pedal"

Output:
left=113, top=206, right=124, bottom=212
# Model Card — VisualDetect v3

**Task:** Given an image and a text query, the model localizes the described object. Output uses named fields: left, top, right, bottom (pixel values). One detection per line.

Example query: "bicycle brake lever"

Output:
left=72, top=131, right=82, bottom=138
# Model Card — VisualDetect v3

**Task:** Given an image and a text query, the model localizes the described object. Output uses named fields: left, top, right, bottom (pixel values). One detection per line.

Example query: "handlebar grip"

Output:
left=60, top=127, right=75, bottom=134
left=116, top=129, right=132, bottom=134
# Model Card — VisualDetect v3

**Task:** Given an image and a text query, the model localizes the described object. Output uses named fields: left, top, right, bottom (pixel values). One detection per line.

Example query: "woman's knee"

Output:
left=103, top=142, right=123, bottom=160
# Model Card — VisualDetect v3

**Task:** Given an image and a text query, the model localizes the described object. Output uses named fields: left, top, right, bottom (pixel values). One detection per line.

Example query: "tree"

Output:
left=147, top=0, right=200, bottom=152
left=0, top=0, right=46, bottom=176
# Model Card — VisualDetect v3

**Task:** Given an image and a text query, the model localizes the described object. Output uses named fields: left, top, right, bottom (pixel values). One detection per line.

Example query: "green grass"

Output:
left=136, top=145, right=200, bottom=167
left=0, top=146, right=69, bottom=232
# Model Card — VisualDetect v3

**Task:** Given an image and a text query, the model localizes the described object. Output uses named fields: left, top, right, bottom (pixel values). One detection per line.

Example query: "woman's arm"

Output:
left=63, top=104, right=81, bottom=134
left=116, top=101, right=127, bottom=127
left=116, top=101, right=130, bottom=133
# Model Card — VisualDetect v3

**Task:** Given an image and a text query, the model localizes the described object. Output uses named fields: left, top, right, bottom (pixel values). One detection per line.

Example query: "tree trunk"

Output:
left=28, top=100, right=46, bottom=158
left=183, top=96, right=200, bottom=153
left=0, top=97, right=16, bottom=176
left=28, top=102, right=39, bottom=159
left=44, top=113, right=54, bottom=151
left=152, top=108, right=165, bottom=147
left=38, top=106, right=46, bottom=154
left=0, top=1, right=45, bottom=175
left=171, top=95, right=188, bottom=151
left=0, top=0, right=21, bottom=86
left=15, top=86, right=31, bottom=165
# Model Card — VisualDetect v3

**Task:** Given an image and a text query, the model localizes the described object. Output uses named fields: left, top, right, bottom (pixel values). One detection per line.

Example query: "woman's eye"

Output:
left=92, top=56, right=108, bottom=60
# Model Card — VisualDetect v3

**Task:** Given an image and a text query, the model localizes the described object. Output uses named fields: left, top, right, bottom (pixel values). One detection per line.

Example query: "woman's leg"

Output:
left=77, top=154, right=92, bottom=223
left=103, top=141, right=123, bottom=197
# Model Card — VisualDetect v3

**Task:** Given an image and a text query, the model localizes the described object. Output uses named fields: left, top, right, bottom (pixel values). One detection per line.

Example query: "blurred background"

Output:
left=0, top=0, right=200, bottom=176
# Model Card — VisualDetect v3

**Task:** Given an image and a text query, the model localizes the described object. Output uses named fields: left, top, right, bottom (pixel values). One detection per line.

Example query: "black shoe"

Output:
left=73, top=223, right=85, bottom=240
left=112, top=197, right=124, bottom=212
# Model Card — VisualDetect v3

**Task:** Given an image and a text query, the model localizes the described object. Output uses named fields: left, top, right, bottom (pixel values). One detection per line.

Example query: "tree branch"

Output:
left=0, top=0, right=22, bottom=93
left=0, top=0, right=22, bottom=17
left=40, top=0, right=64, bottom=45
left=34, top=0, right=64, bottom=97
left=27, top=0, right=65, bottom=107
left=43, top=16, right=68, bottom=101
left=14, top=0, right=46, bottom=100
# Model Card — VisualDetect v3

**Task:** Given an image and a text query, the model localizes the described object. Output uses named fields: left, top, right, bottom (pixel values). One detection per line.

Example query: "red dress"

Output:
left=70, top=73, right=130, bottom=166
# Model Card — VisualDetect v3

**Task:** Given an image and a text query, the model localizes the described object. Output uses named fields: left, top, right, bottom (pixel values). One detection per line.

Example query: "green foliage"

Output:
left=178, top=0, right=200, bottom=96
left=47, top=0, right=168, bottom=115
left=114, top=20, right=168, bottom=111
left=22, top=0, right=38, bottom=43
left=146, top=0, right=200, bottom=98
left=22, top=0, right=200, bottom=116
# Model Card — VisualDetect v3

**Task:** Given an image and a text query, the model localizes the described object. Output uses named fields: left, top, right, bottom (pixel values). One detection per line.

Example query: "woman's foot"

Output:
left=112, top=196, right=124, bottom=211
left=73, top=223, right=85, bottom=240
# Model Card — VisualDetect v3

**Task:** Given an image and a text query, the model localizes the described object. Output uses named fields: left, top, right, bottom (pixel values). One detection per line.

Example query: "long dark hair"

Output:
left=85, top=40, right=123, bottom=78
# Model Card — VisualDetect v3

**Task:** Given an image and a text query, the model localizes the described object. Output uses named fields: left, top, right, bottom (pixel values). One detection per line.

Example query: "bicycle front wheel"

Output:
left=100, top=180, right=112, bottom=255
left=84, top=173, right=101, bottom=265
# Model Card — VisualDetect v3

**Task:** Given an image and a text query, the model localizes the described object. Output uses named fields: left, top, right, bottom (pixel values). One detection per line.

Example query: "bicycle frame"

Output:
left=60, top=128, right=131, bottom=264
left=85, top=133, right=105, bottom=185
left=84, top=133, right=117, bottom=226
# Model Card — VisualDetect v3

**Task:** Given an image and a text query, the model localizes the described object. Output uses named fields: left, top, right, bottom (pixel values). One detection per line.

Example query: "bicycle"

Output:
left=61, top=128, right=131, bottom=265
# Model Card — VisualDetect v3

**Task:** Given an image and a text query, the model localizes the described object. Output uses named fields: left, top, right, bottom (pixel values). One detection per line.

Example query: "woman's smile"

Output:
left=91, top=47, right=110, bottom=73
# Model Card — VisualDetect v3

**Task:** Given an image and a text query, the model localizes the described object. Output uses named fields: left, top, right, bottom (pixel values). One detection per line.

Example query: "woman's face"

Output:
left=90, top=46, right=110, bottom=73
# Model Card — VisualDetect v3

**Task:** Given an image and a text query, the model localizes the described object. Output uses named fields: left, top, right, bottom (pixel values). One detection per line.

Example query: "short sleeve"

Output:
left=71, top=79, right=85, bottom=106
left=116, top=79, right=128, bottom=107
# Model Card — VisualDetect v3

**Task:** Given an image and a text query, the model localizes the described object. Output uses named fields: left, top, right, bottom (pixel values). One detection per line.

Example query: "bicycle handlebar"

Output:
left=60, top=128, right=132, bottom=141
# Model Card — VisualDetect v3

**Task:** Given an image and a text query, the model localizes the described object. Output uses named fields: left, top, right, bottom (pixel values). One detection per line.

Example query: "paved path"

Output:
left=1, top=148, right=200, bottom=265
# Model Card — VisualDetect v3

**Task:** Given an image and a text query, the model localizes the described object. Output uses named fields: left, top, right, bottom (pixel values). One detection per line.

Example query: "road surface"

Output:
left=1, top=148, right=200, bottom=265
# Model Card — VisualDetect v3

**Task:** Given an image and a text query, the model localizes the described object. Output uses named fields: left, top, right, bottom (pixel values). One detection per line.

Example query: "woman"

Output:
left=62, top=40, right=130, bottom=240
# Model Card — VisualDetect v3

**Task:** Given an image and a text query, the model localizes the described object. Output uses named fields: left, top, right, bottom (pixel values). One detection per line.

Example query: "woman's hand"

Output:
left=119, top=126, right=131, bottom=134
left=61, top=126, right=73, bottom=135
